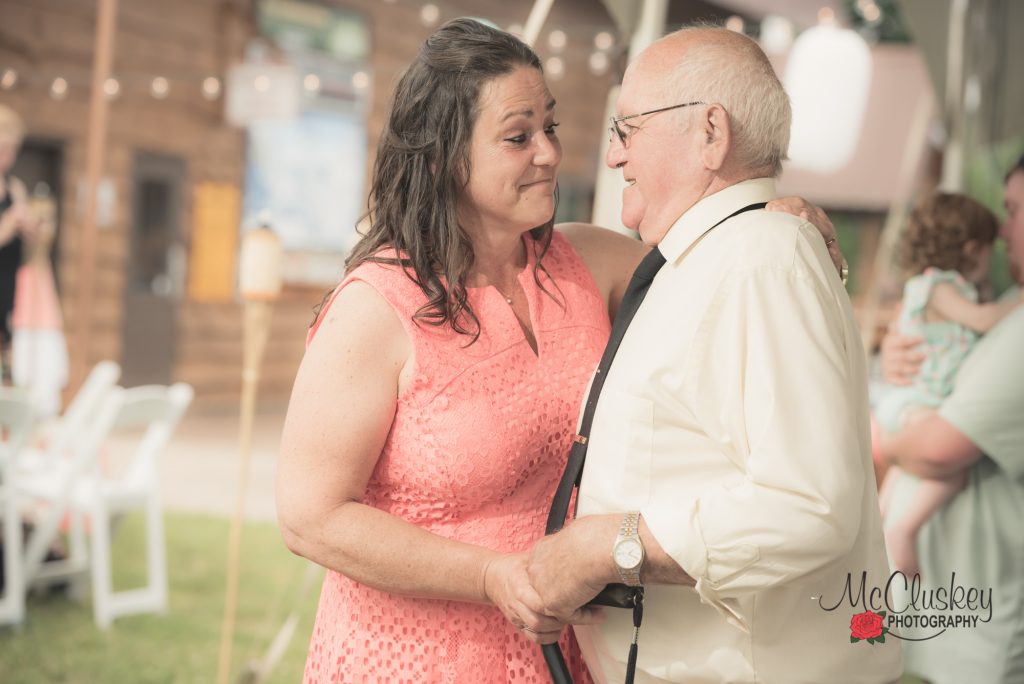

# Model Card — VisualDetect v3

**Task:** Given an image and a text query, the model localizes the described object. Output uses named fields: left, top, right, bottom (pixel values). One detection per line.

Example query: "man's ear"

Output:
left=700, top=104, right=731, bottom=172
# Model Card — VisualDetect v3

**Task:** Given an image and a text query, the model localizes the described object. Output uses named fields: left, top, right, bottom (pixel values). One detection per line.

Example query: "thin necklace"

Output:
left=495, top=287, right=513, bottom=305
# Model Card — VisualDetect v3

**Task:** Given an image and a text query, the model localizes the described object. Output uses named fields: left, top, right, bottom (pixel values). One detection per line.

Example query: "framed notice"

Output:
left=188, top=182, right=241, bottom=302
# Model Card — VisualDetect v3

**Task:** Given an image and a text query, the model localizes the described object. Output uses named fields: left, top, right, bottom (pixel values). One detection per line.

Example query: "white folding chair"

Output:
left=15, top=360, right=121, bottom=598
left=46, top=361, right=121, bottom=460
left=19, top=382, right=193, bottom=628
left=0, top=389, right=35, bottom=627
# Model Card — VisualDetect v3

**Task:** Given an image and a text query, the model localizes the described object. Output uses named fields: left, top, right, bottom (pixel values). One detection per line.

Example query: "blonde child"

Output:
left=877, top=192, right=1024, bottom=577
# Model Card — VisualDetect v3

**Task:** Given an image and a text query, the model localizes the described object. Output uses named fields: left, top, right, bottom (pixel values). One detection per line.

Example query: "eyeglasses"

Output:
left=609, top=101, right=706, bottom=146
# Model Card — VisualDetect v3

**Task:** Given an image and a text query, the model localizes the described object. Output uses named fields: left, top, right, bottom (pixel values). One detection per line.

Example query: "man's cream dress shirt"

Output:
left=574, top=179, right=903, bottom=683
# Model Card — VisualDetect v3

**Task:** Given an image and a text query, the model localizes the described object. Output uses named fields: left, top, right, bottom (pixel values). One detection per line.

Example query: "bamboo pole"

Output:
left=217, top=226, right=282, bottom=684
left=216, top=299, right=272, bottom=684
left=72, top=0, right=118, bottom=390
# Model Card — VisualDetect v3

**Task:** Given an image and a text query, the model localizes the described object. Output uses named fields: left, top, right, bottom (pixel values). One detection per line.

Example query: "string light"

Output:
left=760, top=15, right=795, bottom=54
left=50, top=77, right=68, bottom=99
left=818, top=7, right=837, bottom=25
left=547, top=30, right=567, bottom=52
left=544, top=56, right=564, bottom=80
left=420, top=4, right=440, bottom=27
left=150, top=76, right=170, bottom=99
left=1, top=69, right=17, bottom=90
left=102, top=77, right=120, bottom=100
left=201, top=76, right=221, bottom=100
left=726, top=16, right=745, bottom=33
left=1, top=6, right=624, bottom=104
left=861, top=2, right=882, bottom=23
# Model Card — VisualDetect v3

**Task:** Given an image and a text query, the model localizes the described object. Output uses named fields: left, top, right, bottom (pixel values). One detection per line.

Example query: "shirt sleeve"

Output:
left=938, top=309, right=1024, bottom=483
left=640, top=258, right=868, bottom=627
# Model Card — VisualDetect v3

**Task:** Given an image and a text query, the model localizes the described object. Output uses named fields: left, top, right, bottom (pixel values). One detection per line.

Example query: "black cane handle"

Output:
left=542, top=644, right=573, bottom=684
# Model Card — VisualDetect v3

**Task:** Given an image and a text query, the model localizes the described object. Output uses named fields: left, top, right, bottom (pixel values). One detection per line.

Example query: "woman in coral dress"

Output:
left=277, top=20, right=643, bottom=683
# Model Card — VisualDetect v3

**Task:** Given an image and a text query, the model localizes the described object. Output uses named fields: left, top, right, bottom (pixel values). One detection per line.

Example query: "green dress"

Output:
left=875, top=268, right=979, bottom=433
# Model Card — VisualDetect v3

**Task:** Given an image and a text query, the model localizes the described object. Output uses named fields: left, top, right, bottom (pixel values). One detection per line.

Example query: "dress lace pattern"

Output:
left=304, top=231, right=609, bottom=683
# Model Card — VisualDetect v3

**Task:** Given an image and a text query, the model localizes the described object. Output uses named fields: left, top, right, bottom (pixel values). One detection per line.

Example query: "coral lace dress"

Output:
left=303, top=231, right=608, bottom=683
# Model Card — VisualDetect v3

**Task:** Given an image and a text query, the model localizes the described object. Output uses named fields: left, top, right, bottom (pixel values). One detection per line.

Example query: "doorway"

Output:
left=121, top=151, right=186, bottom=386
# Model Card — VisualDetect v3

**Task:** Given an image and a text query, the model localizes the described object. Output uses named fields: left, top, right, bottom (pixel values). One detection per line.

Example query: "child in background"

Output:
left=876, top=192, right=1024, bottom=577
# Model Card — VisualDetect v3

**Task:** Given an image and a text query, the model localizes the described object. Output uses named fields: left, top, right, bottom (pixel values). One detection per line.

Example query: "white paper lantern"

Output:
left=784, top=24, right=872, bottom=173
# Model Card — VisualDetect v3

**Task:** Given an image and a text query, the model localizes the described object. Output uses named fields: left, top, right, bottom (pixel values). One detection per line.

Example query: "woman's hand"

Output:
left=767, top=197, right=844, bottom=275
left=483, top=553, right=568, bottom=644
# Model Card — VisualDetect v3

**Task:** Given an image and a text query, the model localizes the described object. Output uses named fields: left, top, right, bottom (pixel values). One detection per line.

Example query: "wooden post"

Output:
left=71, top=0, right=118, bottom=390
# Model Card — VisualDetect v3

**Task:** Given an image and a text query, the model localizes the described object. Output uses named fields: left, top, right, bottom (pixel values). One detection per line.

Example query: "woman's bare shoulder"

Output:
left=557, top=222, right=643, bottom=253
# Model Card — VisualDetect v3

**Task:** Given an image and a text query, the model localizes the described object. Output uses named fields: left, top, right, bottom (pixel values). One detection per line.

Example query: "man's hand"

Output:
left=482, top=553, right=570, bottom=644
left=767, top=197, right=843, bottom=275
left=526, top=516, right=617, bottom=622
left=879, top=328, right=925, bottom=385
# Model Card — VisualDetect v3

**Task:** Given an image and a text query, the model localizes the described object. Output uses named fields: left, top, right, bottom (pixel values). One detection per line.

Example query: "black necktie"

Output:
left=545, top=246, right=666, bottom=534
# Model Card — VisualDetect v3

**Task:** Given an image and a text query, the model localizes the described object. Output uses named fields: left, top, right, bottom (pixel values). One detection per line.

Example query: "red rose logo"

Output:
left=850, top=610, right=888, bottom=644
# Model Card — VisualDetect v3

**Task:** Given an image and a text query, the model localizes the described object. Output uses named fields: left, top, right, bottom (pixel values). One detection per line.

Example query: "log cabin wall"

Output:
left=0, top=0, right=619, bottom=408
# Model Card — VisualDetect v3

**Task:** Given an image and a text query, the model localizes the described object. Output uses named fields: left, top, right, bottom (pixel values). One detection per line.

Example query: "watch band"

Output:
left=614, top=512, right=644, bottom=586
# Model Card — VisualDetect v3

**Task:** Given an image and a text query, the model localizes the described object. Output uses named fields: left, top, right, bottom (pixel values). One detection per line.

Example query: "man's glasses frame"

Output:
left=609, top=101, right=707, bottom=145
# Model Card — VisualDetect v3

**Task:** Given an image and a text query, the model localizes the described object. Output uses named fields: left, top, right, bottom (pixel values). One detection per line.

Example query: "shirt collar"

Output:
left=657, top=177, right=778, bottom=264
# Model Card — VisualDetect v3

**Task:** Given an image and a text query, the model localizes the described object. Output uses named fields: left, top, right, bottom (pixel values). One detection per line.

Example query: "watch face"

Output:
left=613, top=539, right=643, bottom=570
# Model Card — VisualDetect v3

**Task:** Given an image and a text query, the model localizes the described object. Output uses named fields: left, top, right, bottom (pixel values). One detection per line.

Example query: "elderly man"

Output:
left=878, top=155, right=1024, bottom=684
left=527, top=27, right=902, bottom=683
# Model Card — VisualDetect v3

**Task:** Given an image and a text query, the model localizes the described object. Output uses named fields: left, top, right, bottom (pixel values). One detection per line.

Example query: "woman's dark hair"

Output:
left=342, top=18, right=553, bottom=341
left=899, top=192, right=1000, bottom=276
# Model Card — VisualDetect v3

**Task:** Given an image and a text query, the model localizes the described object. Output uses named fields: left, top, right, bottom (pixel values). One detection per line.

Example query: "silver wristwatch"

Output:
left=611, top=511, right=645, bottom=586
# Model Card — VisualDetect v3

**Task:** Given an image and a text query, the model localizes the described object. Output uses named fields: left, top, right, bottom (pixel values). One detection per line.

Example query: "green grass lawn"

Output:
left=0, top=512, right=322, bottom=683
left=0, top=512, right=933, bottom=683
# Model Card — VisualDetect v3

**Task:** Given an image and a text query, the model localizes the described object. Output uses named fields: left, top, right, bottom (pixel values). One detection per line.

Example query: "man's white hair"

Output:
left=663, top=27, right=791, bottom=177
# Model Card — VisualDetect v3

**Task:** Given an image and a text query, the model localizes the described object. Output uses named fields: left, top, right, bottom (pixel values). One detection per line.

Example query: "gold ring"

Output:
left=825, top=237, right=837, bottom=247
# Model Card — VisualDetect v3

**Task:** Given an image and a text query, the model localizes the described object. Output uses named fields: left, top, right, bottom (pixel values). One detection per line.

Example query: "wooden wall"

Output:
left=0, top=0, right=619, bottom=408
